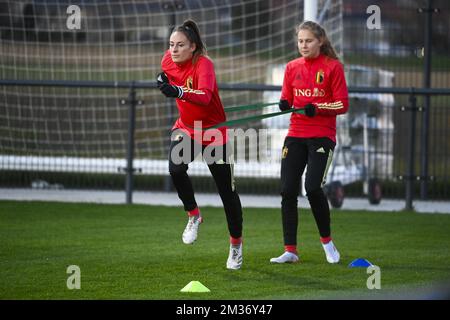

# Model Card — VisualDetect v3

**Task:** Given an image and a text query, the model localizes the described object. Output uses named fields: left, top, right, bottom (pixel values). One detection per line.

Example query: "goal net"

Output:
left=0, top=0, right=343, bottom=188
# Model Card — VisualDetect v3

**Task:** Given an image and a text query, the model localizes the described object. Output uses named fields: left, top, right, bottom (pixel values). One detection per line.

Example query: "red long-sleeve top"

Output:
left=280, top=54, right=349, bottom=142
left=161, top=50, right=227, bottom=145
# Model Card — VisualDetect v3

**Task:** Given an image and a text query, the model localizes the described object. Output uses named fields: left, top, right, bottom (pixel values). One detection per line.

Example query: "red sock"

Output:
left=188, top=207, right=200, bottom=217
left=230, top=236, right=242, bottom=245
left=284, top=245, right=297, bottom=254
left=320, top=236, right=332, bottom=244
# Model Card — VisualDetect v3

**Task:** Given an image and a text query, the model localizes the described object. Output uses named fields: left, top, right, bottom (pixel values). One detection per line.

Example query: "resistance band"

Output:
left=190, top=102, right=306, bottom=130
left=223, top=102, right=279, bottom=113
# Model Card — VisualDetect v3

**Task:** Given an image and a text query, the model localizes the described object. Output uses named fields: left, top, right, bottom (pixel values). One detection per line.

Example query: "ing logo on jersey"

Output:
left=186, top=76, right=194, bottom=90
left=294, top=88, right=326, bottom=97
left=315, top=69, right=324, bottom=84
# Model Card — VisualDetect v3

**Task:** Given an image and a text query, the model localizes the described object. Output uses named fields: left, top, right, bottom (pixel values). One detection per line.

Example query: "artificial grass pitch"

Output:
left=1, top=200, right=449, bottom=299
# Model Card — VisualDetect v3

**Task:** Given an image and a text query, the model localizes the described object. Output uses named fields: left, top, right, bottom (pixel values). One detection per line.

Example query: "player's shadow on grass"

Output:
left=222, top=263, right=350, bottom=291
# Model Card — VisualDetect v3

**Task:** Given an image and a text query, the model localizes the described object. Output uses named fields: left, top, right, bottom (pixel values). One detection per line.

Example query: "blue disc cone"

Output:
left=348, top=258, right=373, bottom=268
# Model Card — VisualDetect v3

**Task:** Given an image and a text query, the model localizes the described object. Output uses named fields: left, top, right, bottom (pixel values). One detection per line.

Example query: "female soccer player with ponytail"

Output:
left=270, top=21, right=348, bottom=264
left=156, top=19, right=243, bottom=270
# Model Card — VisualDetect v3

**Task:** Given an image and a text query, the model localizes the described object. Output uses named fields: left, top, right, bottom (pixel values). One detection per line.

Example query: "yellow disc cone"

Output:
left=180, top=281, right=210, bottom=293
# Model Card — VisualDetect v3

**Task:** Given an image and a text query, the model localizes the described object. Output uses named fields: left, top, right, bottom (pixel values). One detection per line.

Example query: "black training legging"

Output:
left=168, top=133, right=243, bottom=239
left=280, top=136, right=335, bottom=245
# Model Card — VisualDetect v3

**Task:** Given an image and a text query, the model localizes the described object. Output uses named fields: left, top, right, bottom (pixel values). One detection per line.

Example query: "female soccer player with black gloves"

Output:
left=270, top=21, right=349, bottom=264
left=156, top=19, right=243, bottom=270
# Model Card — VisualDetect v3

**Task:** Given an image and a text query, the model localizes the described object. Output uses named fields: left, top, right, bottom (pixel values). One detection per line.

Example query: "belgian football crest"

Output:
left=315, top=69, right=324, bottom=84
left=186, top=76, right=194, bottom=90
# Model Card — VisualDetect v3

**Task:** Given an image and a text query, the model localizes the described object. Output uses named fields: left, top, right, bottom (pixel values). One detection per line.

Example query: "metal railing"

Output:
left=1, top=79, right=450, bottom=210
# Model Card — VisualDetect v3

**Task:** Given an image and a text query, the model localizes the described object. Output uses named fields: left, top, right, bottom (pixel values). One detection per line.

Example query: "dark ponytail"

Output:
left=173, top=19, right=207, bottom=61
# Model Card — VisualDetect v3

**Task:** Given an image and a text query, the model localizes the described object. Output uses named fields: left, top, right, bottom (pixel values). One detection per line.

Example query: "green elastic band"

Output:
left=224, top=102, right=279, bottom=113
left=212, top=108, right=304, bottom=128
left=192, top=107, right=305, bottom=130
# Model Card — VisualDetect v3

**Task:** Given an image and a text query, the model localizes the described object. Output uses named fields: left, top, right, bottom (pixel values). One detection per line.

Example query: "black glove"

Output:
left=279, top=100, right=291, bottom=111
left=156, top=72, right=169, bottom=88
left=304, top=103, right=316, bottom=117
left=159, top=83, right=184, bottom=98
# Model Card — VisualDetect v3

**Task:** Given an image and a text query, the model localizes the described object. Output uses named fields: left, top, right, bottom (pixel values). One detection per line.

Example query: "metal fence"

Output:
left=1, top=0, right=450, bottom=210
left=1, top=79, right=449, bottom=211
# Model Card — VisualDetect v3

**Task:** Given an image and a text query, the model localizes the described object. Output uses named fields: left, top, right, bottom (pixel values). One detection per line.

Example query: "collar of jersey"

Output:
left=303, top=53, right=323, bottom=65
left=175, top=58, right=193, bottom=69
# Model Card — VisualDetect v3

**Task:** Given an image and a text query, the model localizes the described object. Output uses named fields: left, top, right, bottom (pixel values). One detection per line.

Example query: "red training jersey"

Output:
left=280, top=53, right=349, bottom=142
left=161, top=50, right=227, bottom=145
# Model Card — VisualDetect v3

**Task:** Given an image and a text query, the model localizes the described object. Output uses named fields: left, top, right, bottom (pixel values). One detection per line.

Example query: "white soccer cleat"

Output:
left=182, top=215, right=203, bottom=244
left=270, top=251, right=299, bottom=264
left=322, top=240, right=340, bottom=263
left=226, top=243, right=243, bottom=270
